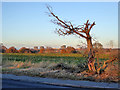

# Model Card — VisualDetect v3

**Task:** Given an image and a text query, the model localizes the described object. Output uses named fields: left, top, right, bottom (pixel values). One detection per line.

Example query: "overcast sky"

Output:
left=2, top=2, right=118, bottom=49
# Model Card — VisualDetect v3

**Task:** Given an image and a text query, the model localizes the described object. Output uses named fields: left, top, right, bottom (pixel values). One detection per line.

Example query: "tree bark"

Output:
left=87, top=37, right=93, bottom=52
left=86, top=37, right=96, bottom=71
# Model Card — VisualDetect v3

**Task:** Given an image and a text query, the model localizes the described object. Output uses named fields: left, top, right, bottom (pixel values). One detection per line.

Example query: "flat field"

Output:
left=2, top=53, right=119, bottom=83
left=2, top=53, right=110, bottom=65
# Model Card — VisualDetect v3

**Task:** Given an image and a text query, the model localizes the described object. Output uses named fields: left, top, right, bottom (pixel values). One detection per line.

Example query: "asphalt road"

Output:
left=2, top=79, right=71, bottom=88
left=2, top=79, right=117, bottom=90
left=2, top=79, right=96, bottom=90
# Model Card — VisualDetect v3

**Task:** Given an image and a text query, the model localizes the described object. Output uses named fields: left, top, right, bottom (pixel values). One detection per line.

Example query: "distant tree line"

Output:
left=2, top=42, right=116, bottom=54
left=0, top=44, right=78, bottom=54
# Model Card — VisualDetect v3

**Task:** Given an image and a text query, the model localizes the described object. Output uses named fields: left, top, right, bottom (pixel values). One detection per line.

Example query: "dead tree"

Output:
left=47, top=6, right=96, bottom=72
left=47, top=6, right=98, bottom=71
left=47, top=6, right=118, bottom=75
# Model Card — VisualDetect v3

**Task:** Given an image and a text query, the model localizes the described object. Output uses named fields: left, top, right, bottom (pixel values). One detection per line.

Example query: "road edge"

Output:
left=1, top=74, right=120, bottom=89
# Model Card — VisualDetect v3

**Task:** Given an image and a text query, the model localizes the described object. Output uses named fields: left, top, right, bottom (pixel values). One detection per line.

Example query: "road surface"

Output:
left=2, top=79, right=117, bottom=90
left=2, top=79, right=96, bottom=90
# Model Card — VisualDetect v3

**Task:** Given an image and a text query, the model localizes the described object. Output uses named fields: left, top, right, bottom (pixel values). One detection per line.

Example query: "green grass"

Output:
left=2, top=53, right=87, bottom=65
left=2, top=53, right=109, bottom=66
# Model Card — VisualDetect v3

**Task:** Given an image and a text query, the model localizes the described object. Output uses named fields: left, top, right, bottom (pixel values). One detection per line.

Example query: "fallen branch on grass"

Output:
left=96, top=56, right=118, bottom=74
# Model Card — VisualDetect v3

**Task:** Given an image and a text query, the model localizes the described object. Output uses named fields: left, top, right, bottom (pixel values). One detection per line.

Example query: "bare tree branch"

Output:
left=88, top=22, right=95, bottom=33
left=47, top=5, right=95, bottom=40
left=72, top=30, right=87, bottom=39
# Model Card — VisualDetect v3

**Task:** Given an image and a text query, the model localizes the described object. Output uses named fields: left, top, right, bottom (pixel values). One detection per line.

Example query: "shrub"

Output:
left=6, top=47, right=18, bottom=53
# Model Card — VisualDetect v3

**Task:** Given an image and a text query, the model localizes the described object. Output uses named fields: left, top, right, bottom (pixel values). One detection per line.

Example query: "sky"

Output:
left=2, top=2, right=118, bottom=49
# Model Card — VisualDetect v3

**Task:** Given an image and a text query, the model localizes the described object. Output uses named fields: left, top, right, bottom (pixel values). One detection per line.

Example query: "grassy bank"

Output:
left=2, top=53, right=119, bottom=83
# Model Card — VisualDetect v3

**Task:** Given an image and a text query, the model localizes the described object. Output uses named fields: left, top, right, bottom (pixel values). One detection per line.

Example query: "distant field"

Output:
left=2, top=53, right=86, bottom=65
left=2, top=53, right=84, bottom=57
left=2, top=53, right=110, bottom=66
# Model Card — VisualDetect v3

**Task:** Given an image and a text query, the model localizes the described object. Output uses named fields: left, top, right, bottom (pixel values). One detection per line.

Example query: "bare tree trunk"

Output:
left=87, top=37, right=92, bottom=52
left=86, top=37, right=96, bottom=71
